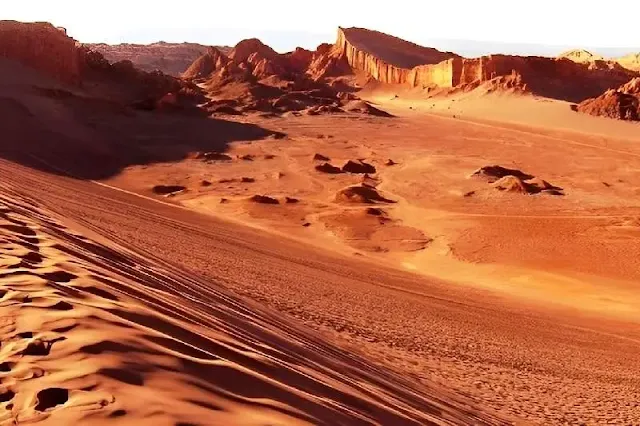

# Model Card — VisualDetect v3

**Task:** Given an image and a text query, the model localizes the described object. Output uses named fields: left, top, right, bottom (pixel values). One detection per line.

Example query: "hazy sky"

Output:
left=2, top=1, right=639, bottom=55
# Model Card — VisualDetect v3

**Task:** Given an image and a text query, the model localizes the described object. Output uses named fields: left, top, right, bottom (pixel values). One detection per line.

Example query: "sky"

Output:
left=2, top=1, right=639, bottom=56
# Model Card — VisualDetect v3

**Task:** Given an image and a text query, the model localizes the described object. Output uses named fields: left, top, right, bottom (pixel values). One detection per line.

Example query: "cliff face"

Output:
left=334, top=27, right=636, bottom=102
left=335, top=27, right=457, bottom=85
left=0, top=20, right=82, bottom=84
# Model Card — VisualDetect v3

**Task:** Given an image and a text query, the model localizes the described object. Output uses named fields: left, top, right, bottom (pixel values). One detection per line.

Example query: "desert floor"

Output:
left=93, top=92, right=640, bottom=424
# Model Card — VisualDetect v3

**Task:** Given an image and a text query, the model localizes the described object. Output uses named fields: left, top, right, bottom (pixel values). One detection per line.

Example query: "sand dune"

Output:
left=3, top=20, right=640, bottom=425
left=0, top=178, right=510, bottom=425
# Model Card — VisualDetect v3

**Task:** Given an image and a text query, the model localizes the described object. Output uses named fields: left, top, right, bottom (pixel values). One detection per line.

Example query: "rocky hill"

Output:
left=85, top=42, right=231, bottom=76
left=183, top=38, right=384, bottom=117
left=334, top=27, right=638, bottom=102
left=0, top=20, right=83, bottom=84
left=577, top=77, right=640, bottom=121
left=0, top=21, right=202, bottom=113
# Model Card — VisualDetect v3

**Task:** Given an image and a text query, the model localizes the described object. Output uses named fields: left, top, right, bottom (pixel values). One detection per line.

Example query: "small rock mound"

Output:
left=315, top=163, right=343, bottom=174
left=196, top=152, right=233, bottom=161
left=306, top=104, right=344, bottom=115
left=335, top=186, right=395, bottom=204
left=313, top=153, right=331, bottom=161
left=492, top=176, right=529, bottom=193
left=152, top=185, right=186, bottom=195
left=473, top=165, right=563, bottom=195
left=491, top=175, right=564, bottom=195
left=342, top=160, right=376, bottom=174
left=362, top=174, right=379, bottom=188
left=471, top=165, right=534, bottom=182
left=365, top=207, right=386, bottom=216
left=249, top=195, right=279, bottom=205
left=343, top=100, right=393, bottom=117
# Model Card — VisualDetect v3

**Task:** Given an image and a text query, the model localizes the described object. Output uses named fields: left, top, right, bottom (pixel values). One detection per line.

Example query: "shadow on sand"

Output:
left=0, top=88, right=284, bottom=180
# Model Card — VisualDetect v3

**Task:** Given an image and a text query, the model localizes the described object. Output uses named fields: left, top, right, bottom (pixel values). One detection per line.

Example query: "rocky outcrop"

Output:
left=229, top=39, right=279, bottom=63
left=0, top=20, right=82, bottom=84
left=334, top=27, right=637, bottom=102
left=85, top=42, right=231, bottom=76
left=306, top=44, right=352, bottom=80
left=335, top=27, right=458, bottom=85
left=182, top=47, right=231, bottom=79
left=285, top=47, right=314, bottom=72
left=577, top=77, right=640, bottom=121
left=405, top=54, right=634, bottom=102
left=82, top=48, right=200, bottom=110
left=184, top=37, right=391, bottom=117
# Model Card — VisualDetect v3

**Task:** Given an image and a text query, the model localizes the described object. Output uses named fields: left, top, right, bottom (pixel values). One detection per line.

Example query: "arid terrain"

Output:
left=85, top=42, right=232, bottom=76
left=1, top=20, right=640, bottom=426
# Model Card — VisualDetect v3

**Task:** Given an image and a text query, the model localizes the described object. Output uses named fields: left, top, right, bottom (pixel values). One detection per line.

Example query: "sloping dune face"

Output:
left=0, top=185, right=503, bottom=425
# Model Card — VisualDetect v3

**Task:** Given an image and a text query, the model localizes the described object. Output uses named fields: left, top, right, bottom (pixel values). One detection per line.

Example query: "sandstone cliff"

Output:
left=409, top=55, right=635, bottom=101
left=335, top=27, right=458, bottom=85
left=0, top=20, right=82, bottom=84
left=334, top=27, right=637, bottom=101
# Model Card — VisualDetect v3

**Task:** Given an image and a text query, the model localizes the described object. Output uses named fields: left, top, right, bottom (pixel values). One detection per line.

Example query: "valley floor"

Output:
left=97, top=94, right=640, bottom=424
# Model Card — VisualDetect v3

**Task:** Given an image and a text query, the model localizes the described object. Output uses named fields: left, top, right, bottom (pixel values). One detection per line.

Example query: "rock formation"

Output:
left=306, top=43, right=352, bottom=80
left=185, top=37, right=387, bottom=117
left=0, top=20, right=82, bottom=84
left=229, top=39, right=279, bottom=63
left=577, top=77, right=640, bottom=121
left=182, top=47, right=231, bottom=79
left=472, top=165, right=563, bottom=195
left=335, top=186, right=395, bottom=204
left=82, top=48, right=196, bottom=109
left=410, top=55, right=635, bottom=101
left=334, top=27, right=638, bottom=102
left=335, top=27, right=458, bottom=85
left=85, top=42, right=231, bottom=76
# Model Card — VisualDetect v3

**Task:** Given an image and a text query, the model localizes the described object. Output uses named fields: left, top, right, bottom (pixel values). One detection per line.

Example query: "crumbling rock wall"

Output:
left=0, top=20, right=82, bottom=84
left=335, top=27, right=636, bottom=101
left=335, top=28, right=410, bottom=84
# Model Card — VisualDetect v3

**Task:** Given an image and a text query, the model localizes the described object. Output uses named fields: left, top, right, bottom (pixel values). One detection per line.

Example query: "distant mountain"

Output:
left=558, top=49, right=603, bottom=63
left=617, top=53, right=640, bottom=72
left=85, top=42, right=232, bottom=76
left=418, top=38, right=639, bottom=60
